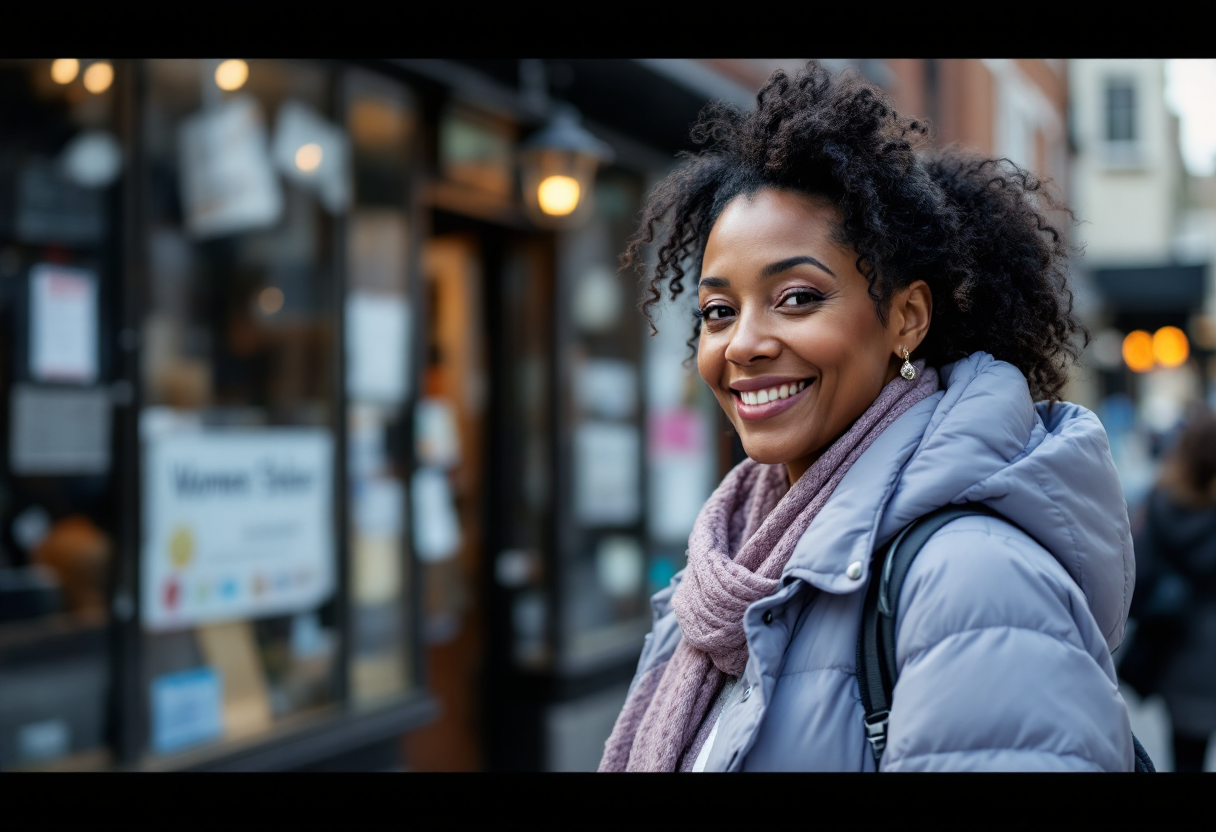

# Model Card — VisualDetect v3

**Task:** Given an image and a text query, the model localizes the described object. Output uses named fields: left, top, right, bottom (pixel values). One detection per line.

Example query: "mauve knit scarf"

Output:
left=599, top=361, right=938, bottom=772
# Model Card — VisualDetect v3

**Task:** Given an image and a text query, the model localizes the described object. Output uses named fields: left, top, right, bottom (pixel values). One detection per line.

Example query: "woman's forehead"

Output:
left=705, top=190, right=847, bottom=263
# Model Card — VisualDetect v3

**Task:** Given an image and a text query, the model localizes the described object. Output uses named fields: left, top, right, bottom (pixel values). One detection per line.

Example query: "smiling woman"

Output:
left=695, top=190, right=931, bottom=484
left=599, top=61, right=1138, bottom=773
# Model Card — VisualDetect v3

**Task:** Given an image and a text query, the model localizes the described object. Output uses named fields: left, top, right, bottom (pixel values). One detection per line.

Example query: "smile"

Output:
left=731, top=378, right=813, bottom=421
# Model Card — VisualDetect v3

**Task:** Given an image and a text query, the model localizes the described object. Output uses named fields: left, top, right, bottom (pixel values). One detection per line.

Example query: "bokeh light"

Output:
left=51, top=59, right=79, bottom=85
left=83, top=61, right=113, bottom=94
left=537, top=174, right=581, bottom=216
left=215, top=59, right=249, bottom=92
left=1122, top=330, right=1154, bottom=373
left=295, top=143, right=322, bottom=173
left=258, top=287, right=285, bottom=315
left=1152, top=326, right=1189, bottom=368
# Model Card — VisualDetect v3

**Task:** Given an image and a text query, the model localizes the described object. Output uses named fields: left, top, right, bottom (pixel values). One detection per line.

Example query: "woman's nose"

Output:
left=723, top=309, right=781, bottom=365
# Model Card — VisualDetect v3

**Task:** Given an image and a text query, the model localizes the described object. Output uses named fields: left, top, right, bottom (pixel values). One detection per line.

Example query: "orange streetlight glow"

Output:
left=1152, top=326, right=1189, bottom=368
left=1122, top=330, right=1154, bottom=373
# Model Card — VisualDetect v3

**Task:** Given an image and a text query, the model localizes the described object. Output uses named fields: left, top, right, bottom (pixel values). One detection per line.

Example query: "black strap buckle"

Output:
left=863, top=709, right=890, bottom=762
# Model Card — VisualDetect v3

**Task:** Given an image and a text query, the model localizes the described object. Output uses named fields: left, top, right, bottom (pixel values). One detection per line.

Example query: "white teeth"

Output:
left=739, top=382, right=810, bottom=406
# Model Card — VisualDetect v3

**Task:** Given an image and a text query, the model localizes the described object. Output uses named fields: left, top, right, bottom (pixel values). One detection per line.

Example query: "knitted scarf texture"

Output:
left=599, top=361, right=938, bottom=771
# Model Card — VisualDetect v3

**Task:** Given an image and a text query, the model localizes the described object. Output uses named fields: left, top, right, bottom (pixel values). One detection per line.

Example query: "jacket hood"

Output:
left=784, top=351, right=1134, bottom=652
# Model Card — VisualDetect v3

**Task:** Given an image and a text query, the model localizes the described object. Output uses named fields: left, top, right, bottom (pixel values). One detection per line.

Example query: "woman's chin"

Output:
left=737, top=440, right=802, bottom=468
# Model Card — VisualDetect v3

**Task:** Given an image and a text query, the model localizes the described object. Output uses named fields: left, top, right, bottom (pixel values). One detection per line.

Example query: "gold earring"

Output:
left=900, top=348, right=916, bottom=380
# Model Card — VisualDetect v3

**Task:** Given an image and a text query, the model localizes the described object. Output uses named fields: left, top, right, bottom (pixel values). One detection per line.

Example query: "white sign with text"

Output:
left=142, top=428, right=335, bottom=631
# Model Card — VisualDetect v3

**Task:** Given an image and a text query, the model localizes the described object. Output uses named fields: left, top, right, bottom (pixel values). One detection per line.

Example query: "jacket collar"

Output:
left=782, top=390, right=941, bottom=594
left=780, top=352, right=1133, bottom=651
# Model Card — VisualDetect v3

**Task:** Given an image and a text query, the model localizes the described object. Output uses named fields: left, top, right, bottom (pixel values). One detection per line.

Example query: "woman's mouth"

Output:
left=731, top=378, right=814, bottom=421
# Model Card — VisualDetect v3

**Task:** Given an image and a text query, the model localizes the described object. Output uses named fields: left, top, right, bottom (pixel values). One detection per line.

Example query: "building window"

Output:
left=1103, top=78, right=1142, bottom=168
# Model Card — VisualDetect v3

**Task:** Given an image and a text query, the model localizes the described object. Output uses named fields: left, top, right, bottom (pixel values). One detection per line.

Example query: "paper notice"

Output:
left=178, top=95, right=283, bottom=240
left=574, top=422, right=640, bottom=526
left=411, top=466, right=460, bottom=563
left=9, top=384, right=110, bottom=475
left=346, top=291, right=410, bottom=405
left=576, top=359, right=638, bottom=420
left=272, top=99, right=351, bottom=214
left=29, top=263, right=98, bottom=384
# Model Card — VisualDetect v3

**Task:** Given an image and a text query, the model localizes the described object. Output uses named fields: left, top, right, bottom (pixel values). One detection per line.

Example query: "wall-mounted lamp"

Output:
left=519, top=104, right=614, bottom=229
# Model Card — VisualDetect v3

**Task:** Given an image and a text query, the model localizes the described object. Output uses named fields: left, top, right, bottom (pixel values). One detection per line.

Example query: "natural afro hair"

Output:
left=623, top=61, right=1087, bottom=401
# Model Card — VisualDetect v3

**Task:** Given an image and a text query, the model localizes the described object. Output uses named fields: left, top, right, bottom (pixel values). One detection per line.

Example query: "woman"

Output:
left=599, top=62, right=1135, bottom=772
left=1126, top=407, right=1216, bottom=772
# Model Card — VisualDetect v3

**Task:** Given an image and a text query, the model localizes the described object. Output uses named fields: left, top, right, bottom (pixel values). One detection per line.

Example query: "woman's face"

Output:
left=697, top=188, right=927, bottom=483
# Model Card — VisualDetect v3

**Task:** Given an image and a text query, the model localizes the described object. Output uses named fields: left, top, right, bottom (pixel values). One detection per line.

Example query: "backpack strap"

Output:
left=856, top=502, right=1157, bottom=772
left=857, top=503, right=996, bottom=765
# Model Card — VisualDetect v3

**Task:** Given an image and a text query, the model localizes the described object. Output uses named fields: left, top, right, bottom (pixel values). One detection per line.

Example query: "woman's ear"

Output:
left=890, top=280, right=932, bottom=356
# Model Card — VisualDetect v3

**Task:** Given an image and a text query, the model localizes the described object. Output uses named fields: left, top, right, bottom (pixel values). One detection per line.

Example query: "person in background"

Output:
left=1128, top=406, right=1216, bottom=772
left=599, top=61, right=1135, bottom=771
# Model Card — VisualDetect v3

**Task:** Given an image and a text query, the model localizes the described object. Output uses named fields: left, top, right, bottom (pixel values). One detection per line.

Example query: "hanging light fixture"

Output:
left=519, top=103, right=614, bottom=229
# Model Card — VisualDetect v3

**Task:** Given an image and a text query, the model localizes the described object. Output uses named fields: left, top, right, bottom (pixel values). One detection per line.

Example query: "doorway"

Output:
left=399, top=232, right=487, bottom=771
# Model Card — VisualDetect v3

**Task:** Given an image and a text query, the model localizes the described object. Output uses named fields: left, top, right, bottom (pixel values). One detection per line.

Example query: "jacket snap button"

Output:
left=763, top=610, right=773, bottom=625
left=741, top=686, right=752, bottom=702
left=846, top=561, right=863, bottom=580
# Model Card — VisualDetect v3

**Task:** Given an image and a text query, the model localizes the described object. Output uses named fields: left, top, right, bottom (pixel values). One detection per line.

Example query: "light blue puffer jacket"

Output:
left=630, top=352, right=1136, bottom=771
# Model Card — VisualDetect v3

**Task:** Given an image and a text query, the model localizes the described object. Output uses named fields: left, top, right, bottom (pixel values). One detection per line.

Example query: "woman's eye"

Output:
left=781, top=291, right=822, bottom=307
left=704, top=305, right=735, bottom=321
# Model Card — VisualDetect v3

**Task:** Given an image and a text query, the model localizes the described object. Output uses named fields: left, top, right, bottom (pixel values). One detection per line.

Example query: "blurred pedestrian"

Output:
left=1123, top=406, right=1216, bottom=772
left=599, top=61, right=1135, bottom=771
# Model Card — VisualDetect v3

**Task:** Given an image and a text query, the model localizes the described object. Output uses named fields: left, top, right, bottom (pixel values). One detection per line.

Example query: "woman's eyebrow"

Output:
left=762, top=256, right=835, bottom=279
left=699, top=256, right=835, bottom=288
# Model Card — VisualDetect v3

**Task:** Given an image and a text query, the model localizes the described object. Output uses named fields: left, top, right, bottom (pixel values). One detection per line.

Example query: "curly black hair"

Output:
left=623, top=61, right=1087, bottom=401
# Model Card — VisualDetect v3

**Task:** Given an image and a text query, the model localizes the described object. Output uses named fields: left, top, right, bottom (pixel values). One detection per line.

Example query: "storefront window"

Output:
left=557, top=170, right=652, bottom=670
left=344, top=68, right=418, bottom=707
left=0, top=58, right=122, bottom=771
left=139, top=59, right=344, bottom=762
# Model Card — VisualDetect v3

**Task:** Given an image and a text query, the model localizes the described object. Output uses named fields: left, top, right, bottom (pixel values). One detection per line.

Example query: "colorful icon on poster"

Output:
left=169, top=525, right=195, bottom=568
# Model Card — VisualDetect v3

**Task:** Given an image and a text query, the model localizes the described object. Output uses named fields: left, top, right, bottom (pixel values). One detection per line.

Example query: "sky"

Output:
left=1165, top=59, right=1216, bottom=177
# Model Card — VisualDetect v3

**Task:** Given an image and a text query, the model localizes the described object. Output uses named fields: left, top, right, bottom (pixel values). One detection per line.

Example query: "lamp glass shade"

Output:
left=520, top=147, right=600, bottom=228
left=518, top=106, right=613, bottom=229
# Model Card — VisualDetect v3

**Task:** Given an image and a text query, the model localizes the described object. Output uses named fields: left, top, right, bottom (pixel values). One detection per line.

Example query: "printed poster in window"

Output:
left=142, top=427, right=335, bottom=631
